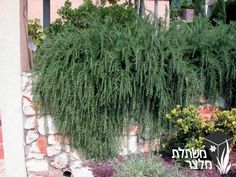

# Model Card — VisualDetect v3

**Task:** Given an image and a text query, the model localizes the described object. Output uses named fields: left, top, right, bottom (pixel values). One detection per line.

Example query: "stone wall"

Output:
left=22, top=72, right=154, bottom=177
left=22, top=72, right=94, bottom=177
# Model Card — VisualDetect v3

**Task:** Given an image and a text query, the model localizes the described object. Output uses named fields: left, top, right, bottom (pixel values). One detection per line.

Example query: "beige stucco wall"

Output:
left=145, top=0, right=169, bottom=20
left=0, top=0, right=28, bottom=176
left=28, top=0, right=170, bottom=23
left=28, top=0, right=43, bottom=21
left=50, top=0, right=84, bottom=21
left=28, top=0, right=95, bottom=22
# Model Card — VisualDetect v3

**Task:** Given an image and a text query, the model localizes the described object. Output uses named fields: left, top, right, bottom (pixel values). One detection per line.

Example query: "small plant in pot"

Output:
left=28, top=19, right=45, bottom=49
left=181, top=1, right=195, bottom=21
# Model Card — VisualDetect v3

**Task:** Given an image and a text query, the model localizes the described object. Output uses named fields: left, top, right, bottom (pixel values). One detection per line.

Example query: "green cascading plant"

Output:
left=32, top=1, right=236, bottom=160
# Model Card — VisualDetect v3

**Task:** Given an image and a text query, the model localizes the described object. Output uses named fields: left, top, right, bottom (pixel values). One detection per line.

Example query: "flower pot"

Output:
left=181, top=8, right=195, bottom=21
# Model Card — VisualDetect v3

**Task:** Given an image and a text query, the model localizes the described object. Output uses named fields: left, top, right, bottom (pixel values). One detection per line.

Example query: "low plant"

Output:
left=28, top=19, right=45, bottom=47
left=163, top=105, right=208, bottom=152
left=113, top=154, right=186, bottom=177
left=89, top=160, right=115, bottom=177
left=215, top=109, right=236, bottom=140
left=162, top=105, right=236, bottom=157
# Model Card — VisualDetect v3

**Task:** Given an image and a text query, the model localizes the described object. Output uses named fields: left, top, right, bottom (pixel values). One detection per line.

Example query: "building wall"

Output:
left=28, top=0, right=170, bottom=23
left=28, top=0, right=43, bottom=21
left=145, top=0, right=169, bottom=20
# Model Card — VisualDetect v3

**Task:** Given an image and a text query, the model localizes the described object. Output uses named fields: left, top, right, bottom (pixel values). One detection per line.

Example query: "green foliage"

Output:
left=187, top=18, right=236, bottom=106
left=47, top=0, right=136, bottom=36
left=28, top=19, right=45, bottom=47
left=192, top=0, right=204, bottom=15
left=218, top=0, right=226, bottom=23
left=170, top=6, right=181, bottom=21
left=211, top=0, right=236, bottom=23
left=32, top=0, right=236, bottom=160
left=163, top=105, right=213, bottom=152
left=162, top=105, right=236, bottom=156
left=113, top=154, right=186, bottom=177
left=216, top=109, right=236, bottom=140
left=34, top=2, right=162, bottom=160
left=210, top=0, right=226, bottom=23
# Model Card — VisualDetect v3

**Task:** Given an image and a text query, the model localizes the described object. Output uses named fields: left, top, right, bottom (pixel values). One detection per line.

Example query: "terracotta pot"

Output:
left=181, top=8, right=195, bottom=21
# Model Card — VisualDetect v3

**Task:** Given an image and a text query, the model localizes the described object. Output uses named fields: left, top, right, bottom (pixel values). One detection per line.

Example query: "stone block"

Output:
left=24, top=116, right=36, bottom=129
left=26, top=159, right=48, bottom=172
left=51, top=153, right=69, bottom=169
left=47, top=145, right=61, bottom=157
left=26, top=130, right=39, bottom=144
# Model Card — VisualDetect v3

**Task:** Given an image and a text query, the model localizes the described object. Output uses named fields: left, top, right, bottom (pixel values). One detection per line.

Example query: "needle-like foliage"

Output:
left=32, top=2, right=236, bottom=160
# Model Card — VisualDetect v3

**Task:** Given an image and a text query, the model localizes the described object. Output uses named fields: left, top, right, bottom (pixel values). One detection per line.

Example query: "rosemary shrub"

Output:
left=32, top=2, right=236, bottom=160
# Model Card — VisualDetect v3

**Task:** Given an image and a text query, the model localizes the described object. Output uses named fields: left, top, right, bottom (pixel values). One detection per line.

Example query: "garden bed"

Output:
left=30, top=1, right=236, bottom=177
left=88, top=146, right=236, bottom=177
left=160, top=143, right=236, bottom=177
